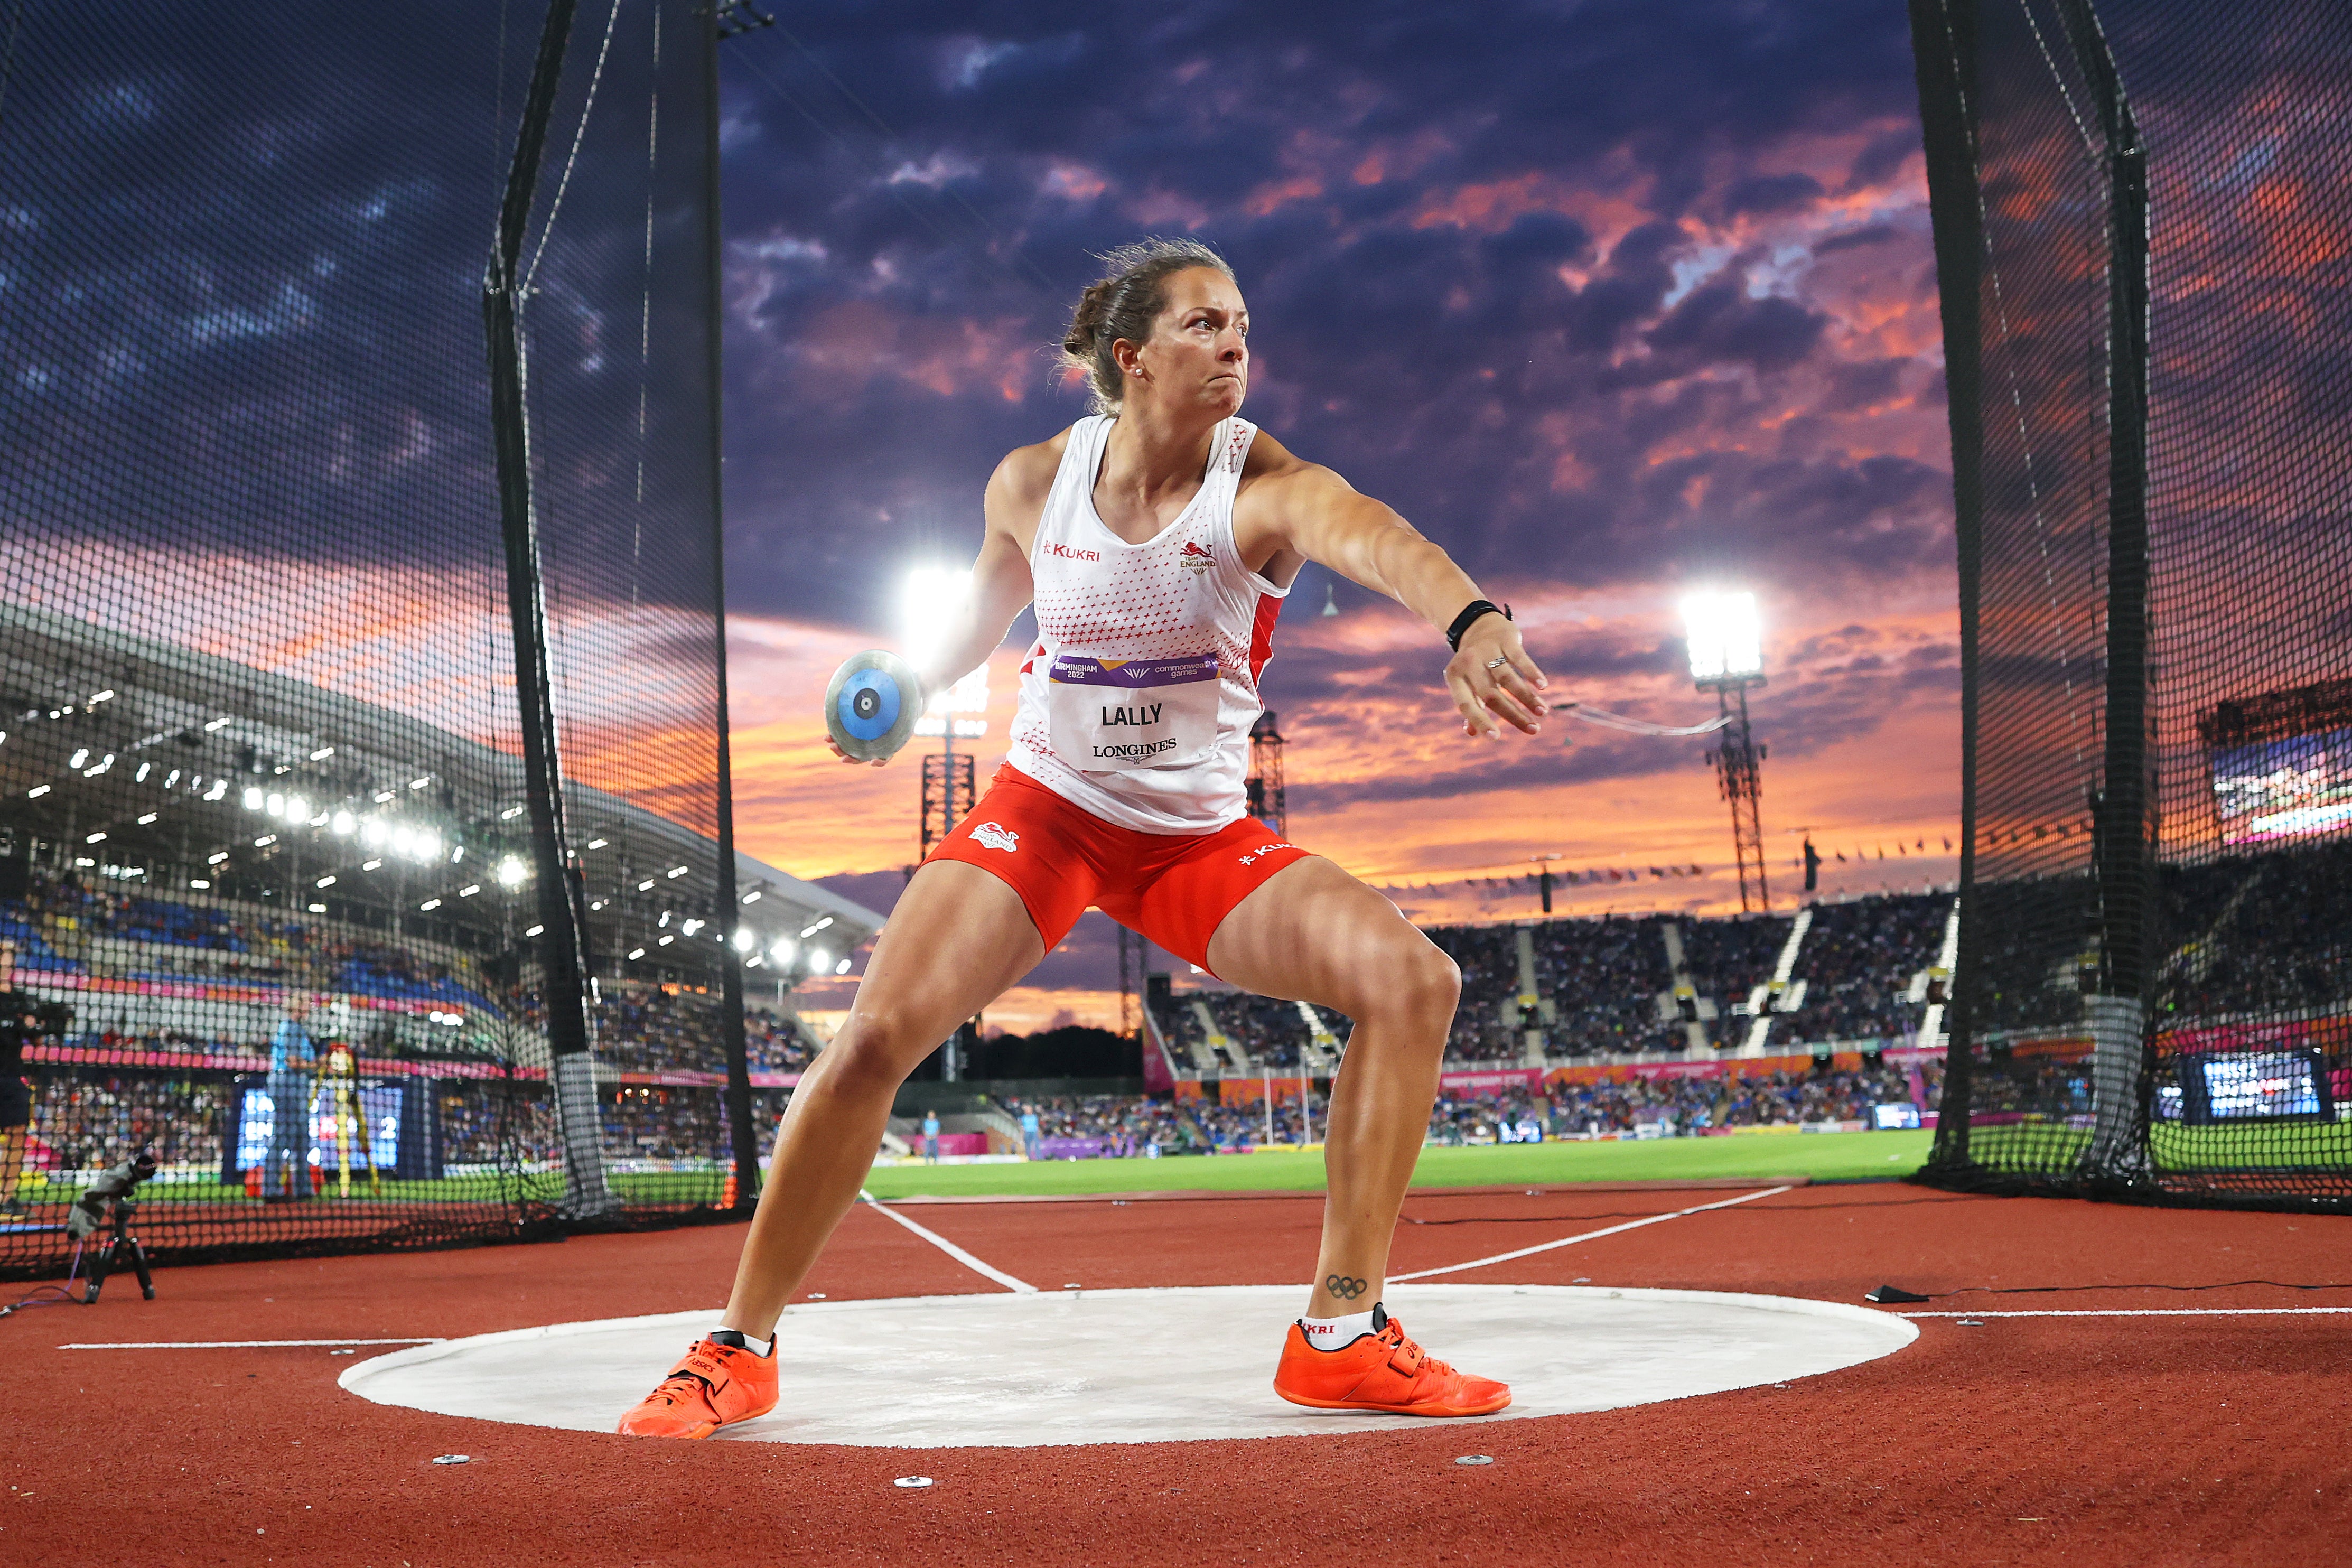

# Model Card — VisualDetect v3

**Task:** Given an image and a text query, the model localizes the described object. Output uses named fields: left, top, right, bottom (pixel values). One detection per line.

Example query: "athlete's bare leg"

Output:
left=1205, top=856, right=1459, bottom=1320
left=717, top=860, right=1044, bottom=1339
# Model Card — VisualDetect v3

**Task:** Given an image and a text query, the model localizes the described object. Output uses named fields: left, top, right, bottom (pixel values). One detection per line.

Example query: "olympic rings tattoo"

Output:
left=1324, top=1274, right=1368, bottom=1301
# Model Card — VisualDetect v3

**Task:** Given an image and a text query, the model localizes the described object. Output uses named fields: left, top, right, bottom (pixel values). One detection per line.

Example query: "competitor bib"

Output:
left=1048, top=653, right=1220, bottom=771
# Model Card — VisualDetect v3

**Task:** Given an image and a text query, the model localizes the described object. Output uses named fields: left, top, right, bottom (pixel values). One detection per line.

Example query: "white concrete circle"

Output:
left=340, top=1284, right=1915, bottom=1449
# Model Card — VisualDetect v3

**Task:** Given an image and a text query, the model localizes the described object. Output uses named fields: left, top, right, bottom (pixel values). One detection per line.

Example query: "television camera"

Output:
left=68, top=1149, right=158, bottom=1303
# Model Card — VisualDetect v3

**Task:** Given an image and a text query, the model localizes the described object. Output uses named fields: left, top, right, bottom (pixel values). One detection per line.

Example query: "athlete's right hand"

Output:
left=825, top=734, right=891, bottom=768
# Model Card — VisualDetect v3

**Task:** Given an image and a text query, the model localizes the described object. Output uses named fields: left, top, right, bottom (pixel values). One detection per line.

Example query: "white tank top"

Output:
left=1005, top=414, right=1290, bottom=835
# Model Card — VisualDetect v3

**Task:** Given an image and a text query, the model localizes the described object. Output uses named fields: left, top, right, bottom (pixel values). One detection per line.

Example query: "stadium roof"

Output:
left=0, top=601, right=883, bottom=982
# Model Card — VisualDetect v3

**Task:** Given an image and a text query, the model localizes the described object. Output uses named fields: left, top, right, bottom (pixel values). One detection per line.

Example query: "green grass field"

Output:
left=859, top=1130, right=1935, bottom=1200
left=10, top=1132, right=1937, bottom=1210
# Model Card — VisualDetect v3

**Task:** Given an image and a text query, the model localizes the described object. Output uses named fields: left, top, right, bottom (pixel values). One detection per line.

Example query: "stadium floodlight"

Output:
left=835, top=958, right=852, bottom=975
left=1682, top=590, right=1764, bottom=685
left=808, top=946, right=830, bottom=973
left=732, top=927, right=755, bottom=953
left=899, top=564, right=970, bottom=670
left=770, top=937, right=796, bottom=965
left=331, top=810, right=355, bottom=836
left=494, top=855, right=527, bottom=886
left=242, top=786, right=264, bottom=811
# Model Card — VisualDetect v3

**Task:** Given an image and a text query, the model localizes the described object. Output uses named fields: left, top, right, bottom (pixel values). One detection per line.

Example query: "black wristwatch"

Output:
left=1445, top=599, right=1512, bottom=652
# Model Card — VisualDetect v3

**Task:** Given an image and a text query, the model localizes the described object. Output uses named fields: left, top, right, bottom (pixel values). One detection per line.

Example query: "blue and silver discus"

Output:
left=824, top=649, right=925, bottom=762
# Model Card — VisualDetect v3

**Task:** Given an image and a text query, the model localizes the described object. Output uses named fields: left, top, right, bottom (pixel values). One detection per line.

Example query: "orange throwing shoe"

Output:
left=615, top=1336, right=779, bottom=1439
left=1273, top=1307, right=1510, bottom=1417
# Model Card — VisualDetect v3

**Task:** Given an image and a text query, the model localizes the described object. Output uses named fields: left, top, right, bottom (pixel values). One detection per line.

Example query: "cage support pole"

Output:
left=1908, top=0, right=1983, bottom=1173
left=482, top=0, right=614, bottom=1217
left=702, top=0, right=761, bottom=1210
left=2060, top=0, right=2153, bottom=1179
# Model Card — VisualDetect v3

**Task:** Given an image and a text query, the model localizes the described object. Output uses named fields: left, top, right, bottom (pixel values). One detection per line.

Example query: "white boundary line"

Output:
left=1900, top=1306, right=2352, bottom=1319
left=58, top=1338, right=445, bottom=1349
left=858, top=1189, right=1038, bottom=1293
left=1390, top=1184, right=1795, bottom=1282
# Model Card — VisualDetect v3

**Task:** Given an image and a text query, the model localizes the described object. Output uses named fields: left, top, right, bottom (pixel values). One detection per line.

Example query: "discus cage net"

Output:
left=1910, top=0, right=2352, bottom=1210
left=0, top=0, right=798, bottom=1282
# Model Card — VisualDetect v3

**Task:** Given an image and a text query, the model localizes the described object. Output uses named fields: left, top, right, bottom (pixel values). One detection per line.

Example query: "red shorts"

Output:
left=925, top=764, right=1312, bottom=975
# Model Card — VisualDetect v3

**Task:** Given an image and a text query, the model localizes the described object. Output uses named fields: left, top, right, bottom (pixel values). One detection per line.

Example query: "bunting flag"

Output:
left=1376, top=860, right=1718, bottom=899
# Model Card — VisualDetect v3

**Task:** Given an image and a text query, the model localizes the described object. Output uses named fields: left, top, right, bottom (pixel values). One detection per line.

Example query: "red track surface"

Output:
left=3, top=1182, right=2346, bottom=1565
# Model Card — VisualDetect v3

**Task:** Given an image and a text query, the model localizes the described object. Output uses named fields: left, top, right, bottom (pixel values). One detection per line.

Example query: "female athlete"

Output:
left=620, top=238, right=1550, bottom=1438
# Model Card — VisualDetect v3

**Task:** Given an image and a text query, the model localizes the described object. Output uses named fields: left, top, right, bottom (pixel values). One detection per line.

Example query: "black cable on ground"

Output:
left=0, top=1284, right=79, bottom=1318
left=1930, top=1278, right=2351, bottom=1297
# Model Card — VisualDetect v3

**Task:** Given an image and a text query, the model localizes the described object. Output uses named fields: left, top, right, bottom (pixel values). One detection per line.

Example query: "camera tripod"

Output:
left=79, top=1193, right=155, bottom=1304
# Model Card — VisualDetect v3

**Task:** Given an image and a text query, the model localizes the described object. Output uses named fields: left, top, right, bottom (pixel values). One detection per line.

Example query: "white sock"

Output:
left=1300, top=1306, right=1379, bottom=1351
left=710, top=1327, right=771, bottom=1358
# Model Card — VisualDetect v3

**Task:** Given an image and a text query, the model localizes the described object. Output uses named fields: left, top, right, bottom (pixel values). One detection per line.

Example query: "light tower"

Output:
left=903, top=565, right=986, bottom=1079
left=901, top=566, right=983, bottom=863
left=1684, top=591, right=1770, bottom=913
left=1246, top=710, right=1286, bottom=835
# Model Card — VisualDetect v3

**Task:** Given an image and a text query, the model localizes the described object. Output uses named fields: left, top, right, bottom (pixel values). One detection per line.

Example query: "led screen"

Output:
left=2210, top=725, right=2352, bottom=844
left=233, top=1084, right=403, bottom=1170
left=1872, top=1102, right=1922, bottom=1130
left=2199, top=1052, right=2322, bottom=1119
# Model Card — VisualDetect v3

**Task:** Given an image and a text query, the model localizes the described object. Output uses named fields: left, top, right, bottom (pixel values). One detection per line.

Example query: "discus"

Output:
left=824, top=649, right=925, bottom=762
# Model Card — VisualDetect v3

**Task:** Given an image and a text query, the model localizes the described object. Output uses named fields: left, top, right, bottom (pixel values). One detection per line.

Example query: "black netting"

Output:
left=1911, top=0, right=2352, bottom=1210
left=0, top=0, right=839, bottom=1283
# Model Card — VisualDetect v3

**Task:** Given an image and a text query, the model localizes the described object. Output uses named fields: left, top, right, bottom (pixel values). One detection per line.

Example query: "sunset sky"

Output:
left=708, top=1, right=1963, bottom=1030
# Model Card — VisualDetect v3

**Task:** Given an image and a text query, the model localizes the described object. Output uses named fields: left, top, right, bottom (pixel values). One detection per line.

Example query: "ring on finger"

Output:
left=1484, top=656, right=1510, bottom=671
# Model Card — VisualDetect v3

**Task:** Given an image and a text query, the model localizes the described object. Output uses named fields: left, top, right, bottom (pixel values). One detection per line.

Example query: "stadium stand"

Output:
left=1151, top=895, right=1956, bottom=1076
left=2155, top=838, right=2352, bottom=1023
left=9, top=884, right=1995, bottom=1199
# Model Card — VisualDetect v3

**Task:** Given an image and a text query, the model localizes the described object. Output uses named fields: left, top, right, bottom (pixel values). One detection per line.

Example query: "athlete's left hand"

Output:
left=1445, top=613, right=1548, bottom=739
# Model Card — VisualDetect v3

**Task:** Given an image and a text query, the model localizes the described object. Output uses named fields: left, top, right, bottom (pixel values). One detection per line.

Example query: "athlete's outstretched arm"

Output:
left=910, top=520, right=1032, bottom=699
left=827, top=455, right=1039, bottom=767
left=1251, top=458, right=1548, bottom=740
